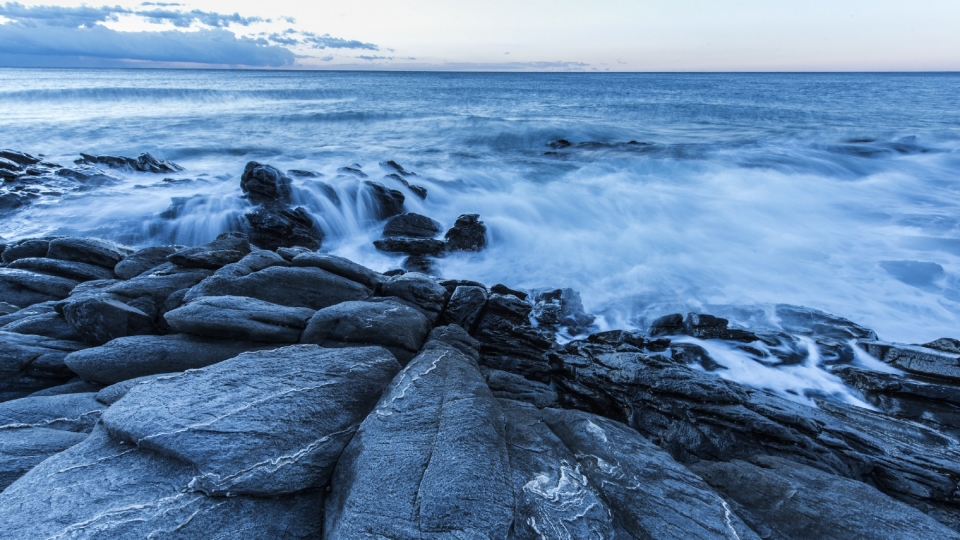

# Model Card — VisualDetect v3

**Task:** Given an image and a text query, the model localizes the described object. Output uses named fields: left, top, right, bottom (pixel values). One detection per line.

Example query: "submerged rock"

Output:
left=240, top=161, right=293, bottom=205
left=361, top=181, right=405, bottom=220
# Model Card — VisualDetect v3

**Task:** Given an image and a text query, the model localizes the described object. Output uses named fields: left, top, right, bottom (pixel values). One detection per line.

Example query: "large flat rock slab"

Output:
left=0, top=426, right=87, bottom=490
left=102, top=345, right=400, bottom=496
left=301, top=299, right=430, bottom=363
left=859, top=340, right=960, bottom=381
left=0, top=393, right=104, bottom=432
left=184, top=265, right=371, bottom=310
left=164, top=295, right=315, bottom=342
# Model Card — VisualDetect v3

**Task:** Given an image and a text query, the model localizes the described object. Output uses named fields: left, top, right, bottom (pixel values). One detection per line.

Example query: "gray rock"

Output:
left=692, top=456, right=960, bottom=540
left=0, top=393, right=104, bottom=432
left=167, top=232, right=252, bottom=269
left=7, top=257, right=116, bottom=281
left=0, top=150, right=40, bottom=166
left=241, top=161, right=293, bottom=204
left=859, top=340, right=960, bottom=381
left=0, top=427, right=87, bottom=490
left=165, top=295, right=314, bottom=342
left=0, top=332, right=86, bottom=401
left=361, top=180, right=405, bottom=220
left=444, top=213, right=486, bottom=252
left=531, top=288, right=595, bottom=334
left=383, top=213, right=442, bottom=238
left=379, top=271, right=448, bottom=322
left=374, top=236, right=446, bottom=256
left=95, top=373, right=170, bottom=405
left=0, top=303, right=55, bottom=328
left=66, top=334, right=272, bottom=384
left=55, top=166, right=124, bottom=186
left=924, top=338, right=960, bottom=354
left=0, top=268, right=79, bottom=307
left=276, top=245, right=313, bottom=261
left=0, top=427, right=324, bottom=539
left=324, top=341, right=514, bottom=538
left=77, top=152, right=184, bottom=173
left=1, top=238, right=55, bottom=264
left=27, top=378, right=103, bottom=397
left=105, top=262, right=213, bottom=303
left=213, top=248, right=289, bottom=278
left=301, top=300, right=430, bottom=364
left=103, top=345, right=400, bottom=496
left=291, top=252, right=384, bottom=289
left=0, top=302, right=18, bottom=316
left=184, top=265, right=370, bottom=311
left=487, top=369, right=558, bottom=408
left=439, top=284, right=487, bottom=330
left=245, top=203, right=323, bottom=251
left=61, top=294, right=157, bottom=345
left=427, top=324, right=481, bottom=361
left=114, top=245, right=181, bottom=279
left=1, top=311, right=81, bottom=341
left=474, top=293, right=555, bottom=382
left=46, top=237, right=131, bottom=268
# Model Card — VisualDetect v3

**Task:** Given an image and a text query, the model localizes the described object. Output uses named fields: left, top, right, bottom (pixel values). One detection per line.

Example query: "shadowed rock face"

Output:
left=164, top=295, right=315, bottom=342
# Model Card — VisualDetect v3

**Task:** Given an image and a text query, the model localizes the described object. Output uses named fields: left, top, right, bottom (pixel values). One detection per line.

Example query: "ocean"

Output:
left=2, top=69, right=959, bottom=380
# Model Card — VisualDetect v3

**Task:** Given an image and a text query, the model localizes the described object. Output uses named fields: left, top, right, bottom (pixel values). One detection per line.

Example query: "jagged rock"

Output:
left=925, top=338, right=960, bottom=354
left=2, top=311, right=81, bottom=341
left=61, top=294, right=157, bottom=345
left=46, top=237, right=131, bottom=268
left=7, top=257, right=115, bottom=281
left=245, top=203, right=323, bottom=251
left=380, top=160, right=416, bottom=177
left=531, top=288, right=595, bottom=333
left=0, top=427, right=87, bottom=490
left=445, top=213, right=486, bottom=252
left=382, top=213, right=442, bottom=238
left=27, top=379, right=102, bottom=397
left=65, top=334, right=271, bottom=384
left=324, top=340, right=514, bottom=538
left=859, top=340, right=960, bottom=381
left=373, top=237, right=446, bottom=257
left=0, top=268, right=79, bottom=307
left=486, top=370, right=557, bottom=408
left=240, top=161, right=292, bottom=204
left=77, top=152, right=184, bottom=173
left=301, top=300, right=430, bottom=364
left=166, top=232, right=251, bottom=269
left=474, top=293, right=555, bottom=382
left=586, top=329, right=668, bottom=350
left=0, top=150, right=40, bottom=166
left=103, top=345, right=399, bottom=496
left=378, top=272, right=448, bottom=322
left=361, top=181, right=405, bottom=220
left=184, top=265, right=371, bottom=310
left=692, top=456, right=960, bottom=539
left=1, top=238, right=56, bottom=264
left=0, top=427, right=324, bottom=539
left=0, top=393, right=103, bottom=432
left=385, top=173, right=428, bottom=199
left=491, top=282, right=527, bottom=300
left=0, top=332, right=86, bottom=401
left=291, top=252, right=383, bottom=289
left=775, top=304, right=877, bottom=341
left=165, top=295, right=314, bottom=342
left=54, top=166, right=123, bottom=186
left=650, top=312, right=757, bottom=342
left=113, top=245, right=181, bottom=279
left=439, top=284, right=487, bottom=330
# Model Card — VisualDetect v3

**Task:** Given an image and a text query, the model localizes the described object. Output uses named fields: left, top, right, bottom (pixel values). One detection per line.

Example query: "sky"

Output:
left=0, top=0, right=958, bottom=71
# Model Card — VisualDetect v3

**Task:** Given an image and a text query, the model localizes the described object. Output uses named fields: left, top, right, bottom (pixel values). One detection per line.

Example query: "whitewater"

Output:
left=2, top=68, right=960, bottom=353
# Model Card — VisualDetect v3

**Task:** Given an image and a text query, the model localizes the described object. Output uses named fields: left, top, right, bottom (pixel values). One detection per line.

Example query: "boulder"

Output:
left=291, top=252, right=383, bottom=289
left=105, top=263, right=213, bottom=303
left=0, top=150, right=41, bottom=166
left=427, top=324, right=481, bottom=361
left=276, top=245, right=313, bottom=261
left=61, top=294, right=157, bottom=345
left=214, top=249, right=289, bottom=277
left=27, top=378, right=102, bottom=397
left=114, top=245, right=182, bottom=279
left=379, top=272, right=448, bottom=322
left=245, top=203, right=323, bottom=251
left=0, top=268, right=79, bottom=307
left=301, top=300, right=430, bottom=364
left=2, top=311, right=82, bottom=341
left=531, top=288, right=595, bottom=333
left=0, top=427, right=324, bottom=539
left=439, top=285, right=487, bottom=330
left=0, top=427, right=87, bottom=490
left=66, top=334, right=272, bottom=384
left=166, top=232, right=251, bottom=269
left=361, top=181, right=405, bottom=220
left=165, top=295, right=314, bottom=342
left=491, top=283, right=527, bottom=300
left=46, top=237, right=131, bottom=269
left=474, top=293, right=555, bottom=382
left=373, top=237, right=446, bottom=256
left=445, top=213, right=486, bottom=252
left=0, top=332, right=86, bottom=401
left=102, top=345, right=400, bottom=496
left=649, top=312, right=757, bottom=342
left=240, top=161, right=292, bottom=204
left=692, top=456, right=960, bottom=540
left=324, top=340, right=514, bottom=538
left=7, top=257, right=115, bottom=281
left=859, top=340, right=960, bottom=381
left=185, top=265, right=371, bottom=310
left=0, top=393, right=104, bottom=432
left=382, top=213, right=442, bottom=238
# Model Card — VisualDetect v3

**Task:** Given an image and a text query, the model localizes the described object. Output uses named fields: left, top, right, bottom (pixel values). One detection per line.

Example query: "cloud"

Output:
left=0, top=3, right=267, bottom=28
left=298, top=31, right=378, bottom=50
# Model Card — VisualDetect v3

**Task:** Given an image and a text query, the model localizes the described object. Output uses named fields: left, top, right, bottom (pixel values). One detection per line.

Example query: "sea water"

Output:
left=2, top=69, right=959, bottom=404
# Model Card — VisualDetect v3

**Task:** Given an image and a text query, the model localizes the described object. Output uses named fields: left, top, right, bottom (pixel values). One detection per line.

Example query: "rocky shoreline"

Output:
left=2, top=153, right=960, bottom=538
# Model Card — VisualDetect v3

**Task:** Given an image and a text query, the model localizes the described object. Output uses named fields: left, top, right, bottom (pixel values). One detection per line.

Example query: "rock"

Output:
left=103, top=345, right=400, bottom=496
left=0, top=332, right=86, bottom=401
left=427, top=324, right=481, bottom=361
left=0, top=157, right=21, bottom=172
left=379, top=272, right=448, bottom=322
left=287, top=169, right=323, bottom=178
left=380, top=160, right=416, bottom=176
left=924, top=338, right=960, bottom=354
left=385, top=173, right=428, bottom=199
left=438, top=284, right=487, bottom=330
left=245, top=203, right=323, bottom=251
left=7, top=257, right=115, bottom=281
left=2, top=311, right=82, bottom=341
left=323, top=340, right=514, bottom=538
left=55, top=165, right=123, bottom=186
left=338, top=166, right=367, bottom=178
left=165, top=295, right=314, bottom=342
left=212, top=248, right=289, bottom=277
left=532, top=288, right=595, bottom=333
left=27, top=378, right=102, bottom=397
left=382, top=213, right=442, bottom=238
left=0, top=393, right=104, bottom=432
left=373, top=237, right=446, bottom=257
left=66, top=334, right=272, bottom=384
left=491, top=282, right=527, bottom=300
left=444, top=213, right=487, bottom=252
left=0, top=303, right=19, bottom=316
left=549, top=139, right=573, bottom=149
left=105, top=262, right=213, bottom=303
left=487, top=370, right=558, bottom=408
left=859, top=340, right=960, bottom=381
left=0, top=427, right=87, bottom=491
left=0, top=426, right=324, bottom=539
left=0, top=268, right=79, bottom=307
left=692, top=456, right=960, bottom=540
left=0, top=150, right=41, bottom=166
left=61, top=294, right=157, bottom=345
left=775, top=304, right=877, bottom=341
left=46, top=237, right=131, bottom=269
left=361, top=181, right=405, bottom=220
left=650, top=312, right=756, bottom=342
left=77, top=152, right=184, bottom=173
left=185, top=265, right=371, bottom=310
left=474, top=293, right=555, bottom=382
left=113, top=245, right=181, bottom=279
left=291, top=252, right=383, bottom=289
left=95, top=373, right=168, bottom=405
left=1, top=238, right=55, bottom=264
left=276, top=245, right=313, bottom=261
left=301, top=300, right=430, bottom=364
left=167, top=232, right=251, bottom=269
left=240, top=161, right=292, bottom=204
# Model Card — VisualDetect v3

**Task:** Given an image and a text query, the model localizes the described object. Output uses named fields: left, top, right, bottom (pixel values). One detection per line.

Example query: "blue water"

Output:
left=3, top=69, right=960, bottom=349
